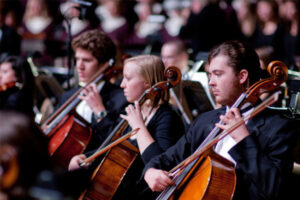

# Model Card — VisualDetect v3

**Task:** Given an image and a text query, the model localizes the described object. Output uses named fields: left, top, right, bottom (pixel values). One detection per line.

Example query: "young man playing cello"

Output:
left=143, top=41, right=298, bottom=199
left=55, top=29, right=128, bottom=152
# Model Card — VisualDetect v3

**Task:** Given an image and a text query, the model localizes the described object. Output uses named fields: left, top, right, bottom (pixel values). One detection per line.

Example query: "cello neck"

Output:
left=196, top=92, right=248, bottom=152
left=96, top=92, right=149, bottom=150
left=42, top=62, right=111, bottom=136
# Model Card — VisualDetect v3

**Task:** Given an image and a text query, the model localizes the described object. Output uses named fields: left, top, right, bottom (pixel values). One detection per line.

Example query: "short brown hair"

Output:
left=71, top=29, right=116, bottom=64
left=208, top=40, right=262, bottom=86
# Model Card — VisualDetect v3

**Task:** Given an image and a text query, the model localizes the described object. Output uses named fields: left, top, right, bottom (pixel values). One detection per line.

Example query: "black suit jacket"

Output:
left=144, top=107, right=298, bottom=200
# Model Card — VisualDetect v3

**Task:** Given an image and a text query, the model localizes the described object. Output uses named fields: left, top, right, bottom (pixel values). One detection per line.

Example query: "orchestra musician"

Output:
left=161, top=39, right=213, bottom=126
left=54, top=29, right=128, bottom=152
left=161, top=40, right=191, bottom=80
left=0, top=55, right=35, bottom=117
left=68, top=55, right=185, bottom=199
left=143, top=41, right=298, bottom=200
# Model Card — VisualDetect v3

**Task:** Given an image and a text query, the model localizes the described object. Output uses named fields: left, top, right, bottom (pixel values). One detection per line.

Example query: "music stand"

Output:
left=287, top=80, right=300, bottom=119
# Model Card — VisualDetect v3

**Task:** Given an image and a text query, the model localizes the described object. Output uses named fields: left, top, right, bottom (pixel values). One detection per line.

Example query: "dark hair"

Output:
left=72, top=29, right=116, bottom=65
left=0, top=55, right=35, bottom=92
left=208, top=40, right=262, bottom=85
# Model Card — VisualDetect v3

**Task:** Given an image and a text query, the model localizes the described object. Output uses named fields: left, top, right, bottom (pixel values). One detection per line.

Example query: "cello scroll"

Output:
left=144, top=66, right=181, bottom=105
left=245, top=60, right=288, bottom=104
left=165, top=66, right=182, bottom=87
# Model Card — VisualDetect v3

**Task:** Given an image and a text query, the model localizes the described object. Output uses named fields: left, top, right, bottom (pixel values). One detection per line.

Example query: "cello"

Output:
left=79, top=66, right=182, bottom=200
left=156, top=60, right=288, bottom=200
left=42, top=61, right=120, bottom=168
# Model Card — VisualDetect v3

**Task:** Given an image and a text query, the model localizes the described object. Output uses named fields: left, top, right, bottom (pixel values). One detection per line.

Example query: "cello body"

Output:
left=169, top=150, right=236, bottom=200
left=79, top=140, right=138, bottom=200
left=48, top=112, right=92, bottom=168
left=156, top=61, right=288, bottom=200
left=43, top=63, right=115, bottom=168
left=78, top=66, right=182, bottom=199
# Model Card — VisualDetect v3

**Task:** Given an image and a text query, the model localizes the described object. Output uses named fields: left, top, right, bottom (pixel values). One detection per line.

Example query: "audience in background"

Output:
left=282, top=0, right=300, bottom=70
left=97, top=0, right=131, bottom=49
left=233, top=0, right=256, bottom=42
left=0, top=0, right=299, bottom=70
left=179, top=0, right=227, bottom=57
left=0, top=2, right=21, bottom=56
left=251, top=0, right=285, bottom=61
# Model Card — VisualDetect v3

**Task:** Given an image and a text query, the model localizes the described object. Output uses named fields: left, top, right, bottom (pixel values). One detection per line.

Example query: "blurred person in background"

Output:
left=0, top=2, right=21, bottom=55
left=97, top=0, right=131, bottom=49
left=282, top=0, right=300, bottom=70
left=20, top=0, right=65, bottom=65
left=233, top=0, right=256, bottom=42
left=162, top=0, right=191, bottom=40
left=0, top=55, right=35, bottom=118
left=161, top=39, right=213, bottom=127
left=125, top=0, right=164, bottom=51
left=179, top=0, right=228, bottom=57
left=60, top=0, right=99, bottom=38
left=251, top=0, right=285, bottom=61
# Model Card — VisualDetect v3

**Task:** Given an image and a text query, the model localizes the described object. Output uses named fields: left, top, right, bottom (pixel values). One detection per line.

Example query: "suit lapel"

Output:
left=204, top=107, right=226, bottom=136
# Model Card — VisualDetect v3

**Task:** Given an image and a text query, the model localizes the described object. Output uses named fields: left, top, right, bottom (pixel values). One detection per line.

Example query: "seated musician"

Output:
left=69, top=55, right=185, bottom=199
left=161, top=39, right=213, bottom=126
left=143, top=41, right=298, bottom=199
left=0, top=55, right=35, bottom=117
left=55, top=29, right=128, bottom=152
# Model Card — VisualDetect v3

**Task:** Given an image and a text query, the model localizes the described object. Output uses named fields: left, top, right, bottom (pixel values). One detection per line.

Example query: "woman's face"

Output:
left=0, top=62, right=16, bottom=86
left=284, top=1, right=297, bottom=20
left=120, top=62, right=150, bottom=103
left=257, top=1, right=273, bottom=22
left=236, top=1, right=250, bottom=21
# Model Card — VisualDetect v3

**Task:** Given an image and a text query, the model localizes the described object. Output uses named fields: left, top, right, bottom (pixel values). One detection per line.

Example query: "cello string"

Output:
left=169, top=91, right=280, bottom=177
left=80, top=128, right=140, bottom=166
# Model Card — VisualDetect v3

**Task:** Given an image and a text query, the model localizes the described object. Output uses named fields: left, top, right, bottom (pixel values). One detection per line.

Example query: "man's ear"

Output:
left=239, top=69, right=249, bottom=85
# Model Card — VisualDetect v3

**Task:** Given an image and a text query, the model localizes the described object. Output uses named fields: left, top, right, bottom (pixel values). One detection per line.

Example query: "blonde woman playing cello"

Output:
left=69, top=55, right=185, bottom=199
left=143, top=41, right=298, bottom=200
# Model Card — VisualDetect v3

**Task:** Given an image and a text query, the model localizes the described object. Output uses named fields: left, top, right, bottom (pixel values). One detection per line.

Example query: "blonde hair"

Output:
left=124, top=55, right=169, bottom=105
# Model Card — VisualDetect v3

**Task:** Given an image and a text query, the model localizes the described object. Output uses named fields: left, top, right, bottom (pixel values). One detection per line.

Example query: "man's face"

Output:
left=75, top=48, right=100, bottom=83
left=161, top=44, right=186, bottom=70
left=208, top=55, right=245, bottom=106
